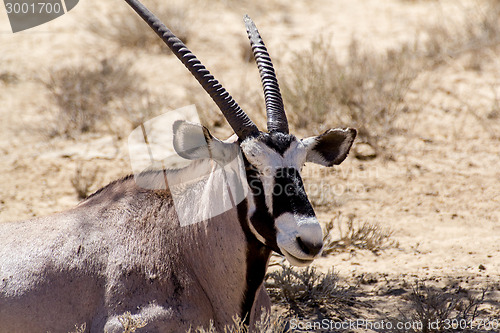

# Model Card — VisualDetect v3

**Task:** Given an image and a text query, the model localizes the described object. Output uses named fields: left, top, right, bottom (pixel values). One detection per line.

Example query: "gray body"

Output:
left=0, top=172, right=268, bottom=332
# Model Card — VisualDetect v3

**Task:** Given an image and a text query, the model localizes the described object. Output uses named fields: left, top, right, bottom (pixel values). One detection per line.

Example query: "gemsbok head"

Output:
left=0, top=0, right=356, bottom=332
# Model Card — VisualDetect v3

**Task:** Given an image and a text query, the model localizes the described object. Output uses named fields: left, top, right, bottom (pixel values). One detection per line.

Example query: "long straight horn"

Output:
left=244, top=15, right=288, bottom=134
left=124, top=0, right=259, bottom=139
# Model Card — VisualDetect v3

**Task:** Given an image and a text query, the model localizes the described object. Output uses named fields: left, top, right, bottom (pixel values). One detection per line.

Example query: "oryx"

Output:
left=0, top=0, right=356, bottom=332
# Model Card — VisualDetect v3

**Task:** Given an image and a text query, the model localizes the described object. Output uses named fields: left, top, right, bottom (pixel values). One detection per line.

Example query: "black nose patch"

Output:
left=272, top=167, right=315, bottom=218
left=296, top=236, right=322, bottom=256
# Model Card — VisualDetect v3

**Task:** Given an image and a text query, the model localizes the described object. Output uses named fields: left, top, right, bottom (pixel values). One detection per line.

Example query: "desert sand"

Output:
left=1, top=0, right=498, bottom=331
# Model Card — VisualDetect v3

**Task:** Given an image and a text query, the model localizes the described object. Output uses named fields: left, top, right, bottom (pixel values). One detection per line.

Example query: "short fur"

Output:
left=0, top=170, right=268, bottom=332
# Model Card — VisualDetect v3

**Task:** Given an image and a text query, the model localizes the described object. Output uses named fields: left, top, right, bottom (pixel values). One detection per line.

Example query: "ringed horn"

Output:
left=244, top=15, right=288, bottom=134
left=124, top=0, right=290, bottom=137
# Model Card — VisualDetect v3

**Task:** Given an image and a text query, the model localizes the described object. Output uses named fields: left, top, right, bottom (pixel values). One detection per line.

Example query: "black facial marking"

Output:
left=237, top=155, right=281, bottom=326
left=273, top=167, right=315, bottom=218
left=259, top=131, right=296, bottom=156
left=244, top=156, right=280, bottom=253
left=237, top=197, right=272, bottom=326
left=236, top=134, right=316, bottom=325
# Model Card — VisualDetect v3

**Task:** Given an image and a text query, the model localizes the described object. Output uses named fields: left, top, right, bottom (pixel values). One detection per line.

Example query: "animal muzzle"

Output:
left=275, top=213, right=323, bottom=266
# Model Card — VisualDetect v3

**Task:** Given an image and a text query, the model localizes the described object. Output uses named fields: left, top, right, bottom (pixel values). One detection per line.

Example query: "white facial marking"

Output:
left=241, top=137, right=308, bottom=172
left=241, top=136, right=323, bottom=266
left=246, top=192, right=268, bottom=245
left=275, top=213, right=323, bottom=264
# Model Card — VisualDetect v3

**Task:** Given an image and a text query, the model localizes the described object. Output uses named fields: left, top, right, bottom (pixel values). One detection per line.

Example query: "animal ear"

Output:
left=173, top=120, right=238, bottom=162
left=302, top=128, right=357, bottom=166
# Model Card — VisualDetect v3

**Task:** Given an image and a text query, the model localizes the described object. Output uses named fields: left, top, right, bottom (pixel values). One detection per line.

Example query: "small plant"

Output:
left=44, top=58, right=141, bottom=137
left=280, top=0, right=500, bottom=152
left=322, top=212, right=397, bottom=255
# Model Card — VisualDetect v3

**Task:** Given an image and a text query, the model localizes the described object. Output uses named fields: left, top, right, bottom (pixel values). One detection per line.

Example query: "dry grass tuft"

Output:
left=71, top=312, right=147, bottom=333
left=88, top=0, right=190, bottom=53
left=322, top=212, right=397, bottom=255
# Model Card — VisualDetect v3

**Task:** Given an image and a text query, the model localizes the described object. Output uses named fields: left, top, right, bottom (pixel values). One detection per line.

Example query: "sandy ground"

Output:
left=1, top=0, right=499, bottom=329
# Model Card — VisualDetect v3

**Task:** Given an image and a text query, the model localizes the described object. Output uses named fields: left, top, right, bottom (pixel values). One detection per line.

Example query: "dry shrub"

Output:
left=43, top=58, right=142, bottom=137
left=281, top=38, right=417, bottom=151
left=266, top=263, right=351, bottom=319
left=322, top=212, right=397, bottom=255
left=43, top=57, right=163, bottom=138
left=388, top=282, right=489, bottom=333
left=88, top=0, right=190, bottom=53
left=415, top=0, right=500, bottom=139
